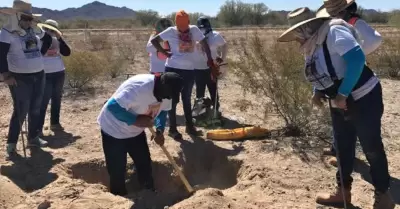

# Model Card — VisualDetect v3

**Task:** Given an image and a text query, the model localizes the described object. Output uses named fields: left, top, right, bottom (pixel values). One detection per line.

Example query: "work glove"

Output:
left=207, top=60, right=221, bottom=82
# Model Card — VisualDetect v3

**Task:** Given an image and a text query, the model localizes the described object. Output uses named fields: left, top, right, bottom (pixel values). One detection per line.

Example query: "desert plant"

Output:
left=88, top=32, right=112, bottom=51
left=368, top=37, right=400, bottom=79
left=63, top=51, right=106, bottom=91
left=231, top=32, right=319, bottom=135
left=100, top=50, right=127, bottom=79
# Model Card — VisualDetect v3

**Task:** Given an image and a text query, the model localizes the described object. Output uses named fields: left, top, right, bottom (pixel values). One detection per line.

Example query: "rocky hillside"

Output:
left=0, top=1, right=136, bottom=20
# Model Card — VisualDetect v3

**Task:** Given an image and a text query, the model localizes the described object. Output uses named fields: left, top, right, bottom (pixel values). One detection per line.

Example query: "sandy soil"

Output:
left=1, top=28, right=400, bottom=209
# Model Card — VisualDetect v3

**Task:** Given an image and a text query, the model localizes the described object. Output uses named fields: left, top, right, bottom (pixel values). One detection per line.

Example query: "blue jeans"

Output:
left=165, top=67, right=195, bottom=129
left=7, top=70, right=45, bottom=144
left=331, top=83, right=390, bottom=192
left=38, top=71, right=65, bottom=131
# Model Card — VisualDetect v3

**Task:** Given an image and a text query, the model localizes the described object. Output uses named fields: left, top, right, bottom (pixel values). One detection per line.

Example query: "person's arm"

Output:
left=146, top=34, right=158, bottom=54
left=338, top=46, right=365, bottom=96
left=329, top=25, right=365, bottom=97
left=151, top=27, right=171, bottom=57
left=0, top=42, right=10, bottom=74
left=58, top=37, right=71, bottom=56
left=154, top=110, right=168, bottom=133
left=40, top=32, right=53, bottom=55
left=354, top=19, right=382, bottom=55
left=0, top=30, right=11, bottom=74
left=106, top=98, right=138, bottom=125
left=215, top=33, right=228, bottom=61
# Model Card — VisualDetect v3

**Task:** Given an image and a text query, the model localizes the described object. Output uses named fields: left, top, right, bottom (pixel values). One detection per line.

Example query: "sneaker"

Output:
left=27, top=137, right=48, bottom=147
left=316, top=187, right=351, bottom=206
left=6, top=143, right=17, bottom=159
left=168, top=129, right=183, bottom=140
left=50, top=124, right=64, bottom=131
left=373, top=191, right=395, bottom=209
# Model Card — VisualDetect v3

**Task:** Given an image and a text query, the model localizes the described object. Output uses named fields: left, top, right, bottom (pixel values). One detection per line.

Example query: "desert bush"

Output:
left=231, top=32, right=320, bottom=135
left=63, top=51, right=107, bottom=91
left=368, top=37, right=400, bottom=79
left=88, top=32, right=112, bottom=51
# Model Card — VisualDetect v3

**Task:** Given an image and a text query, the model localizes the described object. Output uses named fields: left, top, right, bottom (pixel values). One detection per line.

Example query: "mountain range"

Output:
left=0, top=1, right=382, bottom=21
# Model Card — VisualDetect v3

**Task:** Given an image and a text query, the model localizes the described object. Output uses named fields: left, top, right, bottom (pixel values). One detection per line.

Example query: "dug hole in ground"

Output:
left=1, top=68, right=400, bottom=208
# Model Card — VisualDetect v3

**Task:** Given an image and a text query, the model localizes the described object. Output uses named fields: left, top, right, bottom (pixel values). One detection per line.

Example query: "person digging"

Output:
left=97, top=72, right=183, bottom=196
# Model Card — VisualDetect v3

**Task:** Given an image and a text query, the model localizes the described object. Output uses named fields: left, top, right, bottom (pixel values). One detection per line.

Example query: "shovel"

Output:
left=148, top=127, right=194, bottom=194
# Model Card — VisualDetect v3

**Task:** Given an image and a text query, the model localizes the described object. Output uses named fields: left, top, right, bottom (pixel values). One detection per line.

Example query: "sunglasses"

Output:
left=20, top=15, right=33, bottom=22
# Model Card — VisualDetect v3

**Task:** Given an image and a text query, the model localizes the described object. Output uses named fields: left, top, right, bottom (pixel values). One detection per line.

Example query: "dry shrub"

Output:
left=88, top=32, right=112, bottom=51
left=63, top=51, right=106, bottom=90
left=368, top=37, right=400, bottom=79
left=231, top=32, right=319, bottom=135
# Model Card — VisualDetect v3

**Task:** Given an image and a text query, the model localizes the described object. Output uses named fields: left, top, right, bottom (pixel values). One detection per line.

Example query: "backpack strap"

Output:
left=348, top=17, right=358, bottom=26
left=322, top=38, right=338, bottom=81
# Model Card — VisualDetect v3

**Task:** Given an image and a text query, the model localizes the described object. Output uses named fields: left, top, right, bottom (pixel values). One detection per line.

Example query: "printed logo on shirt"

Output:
left=20, top=33, right=41, bottom=59
left=45, top=39, right=60, bottom=57
left=178, top=31, right=194, bottom=53
left=145, top=102, right=162, bottom=118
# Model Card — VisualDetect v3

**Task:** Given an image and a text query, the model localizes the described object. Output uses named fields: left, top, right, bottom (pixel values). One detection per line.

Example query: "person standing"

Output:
left=37, top=19, right=71, bottom=134
left=0, top=0, right=53, bottom=158
left=278, top=7, right=394, bottom=209
left=150, top=10, right=220, bottom=140
left=97, top=72, right=184, bottom=196
left=146, top=18, right=173, bottom=74
left=317, top=0, right=383, bottom=165
left=193, top=16, right=227, bottom=117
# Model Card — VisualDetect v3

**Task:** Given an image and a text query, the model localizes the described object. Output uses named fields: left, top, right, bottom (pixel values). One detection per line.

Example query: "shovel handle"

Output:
left=148, top=127, right=194, bottom=193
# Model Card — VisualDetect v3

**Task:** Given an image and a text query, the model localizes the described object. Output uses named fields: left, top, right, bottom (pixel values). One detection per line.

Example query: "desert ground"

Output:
left=0, top=27, right=400, bottom=209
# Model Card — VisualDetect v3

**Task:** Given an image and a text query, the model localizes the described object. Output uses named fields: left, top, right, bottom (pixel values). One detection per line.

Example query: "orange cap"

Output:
left=175, top=10, right=190, bottom=32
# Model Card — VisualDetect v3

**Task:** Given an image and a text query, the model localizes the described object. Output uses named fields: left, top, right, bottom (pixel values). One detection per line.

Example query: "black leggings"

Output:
left=194, top=69, right=219, bottom=111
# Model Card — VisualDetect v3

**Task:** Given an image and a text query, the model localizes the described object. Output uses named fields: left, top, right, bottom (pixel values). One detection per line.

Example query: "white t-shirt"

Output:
left=305, top=25, right=378, bottom=99
left=97, top=74, right=172, bottom=139
left=158, top=25, right=205, bottom=70
left=42, top=37, right=66, bottom=73
left=193, top=31, right=226, bottom=70
left=0, top=28, right=44, bottom=74
left=353, top=19, right=382, bottom=55
left=146, top=34, right=166, bottom=73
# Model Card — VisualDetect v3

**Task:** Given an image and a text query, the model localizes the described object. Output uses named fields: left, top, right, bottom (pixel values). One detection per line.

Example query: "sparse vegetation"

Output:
left=368, top=37, right=400, bottom=79
left=231, top=32, right=317, bottom=136
left=63, top=51, right=106, bottom=91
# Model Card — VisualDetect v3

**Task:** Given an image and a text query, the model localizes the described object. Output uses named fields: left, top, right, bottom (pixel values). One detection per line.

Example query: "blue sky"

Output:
left=1, top=0, right=398, bottom=16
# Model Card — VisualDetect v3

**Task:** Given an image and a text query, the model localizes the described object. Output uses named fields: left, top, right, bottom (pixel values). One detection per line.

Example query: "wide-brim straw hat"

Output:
left=37, top=19, right=62, bottom=36
left=0, top=0, right=42, bottom=18
left=316, top=0, right=355, bottom=17
left=278, top=7, right=330, bottom=42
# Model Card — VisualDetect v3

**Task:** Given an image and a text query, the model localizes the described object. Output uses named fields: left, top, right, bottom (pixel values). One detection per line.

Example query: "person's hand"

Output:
left=133, top=115, right=153, bottom=128
left=216, top=57, right=223, bottom=64
left=55, top=31, right=62, bottom=39
left=207, top=60, right=221, bottom=82
left=153, top=130, right=165, bottom=146
left=311, top=91, right=326, bottom=108
left=333, top=94, right=347, bottom=110
left=2, top=73, right=17, bottom=86
left=164, top=51, right=172, bottom=58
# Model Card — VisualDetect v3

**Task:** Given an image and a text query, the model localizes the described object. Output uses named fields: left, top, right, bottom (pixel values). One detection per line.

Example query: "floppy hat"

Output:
left=0, top=0, right=42, bottom=18
left=316, top=0, right=355, bottom=17
left=277, top=7, right=330, bottom=42
left=37, top=19, right=62, bottom=36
